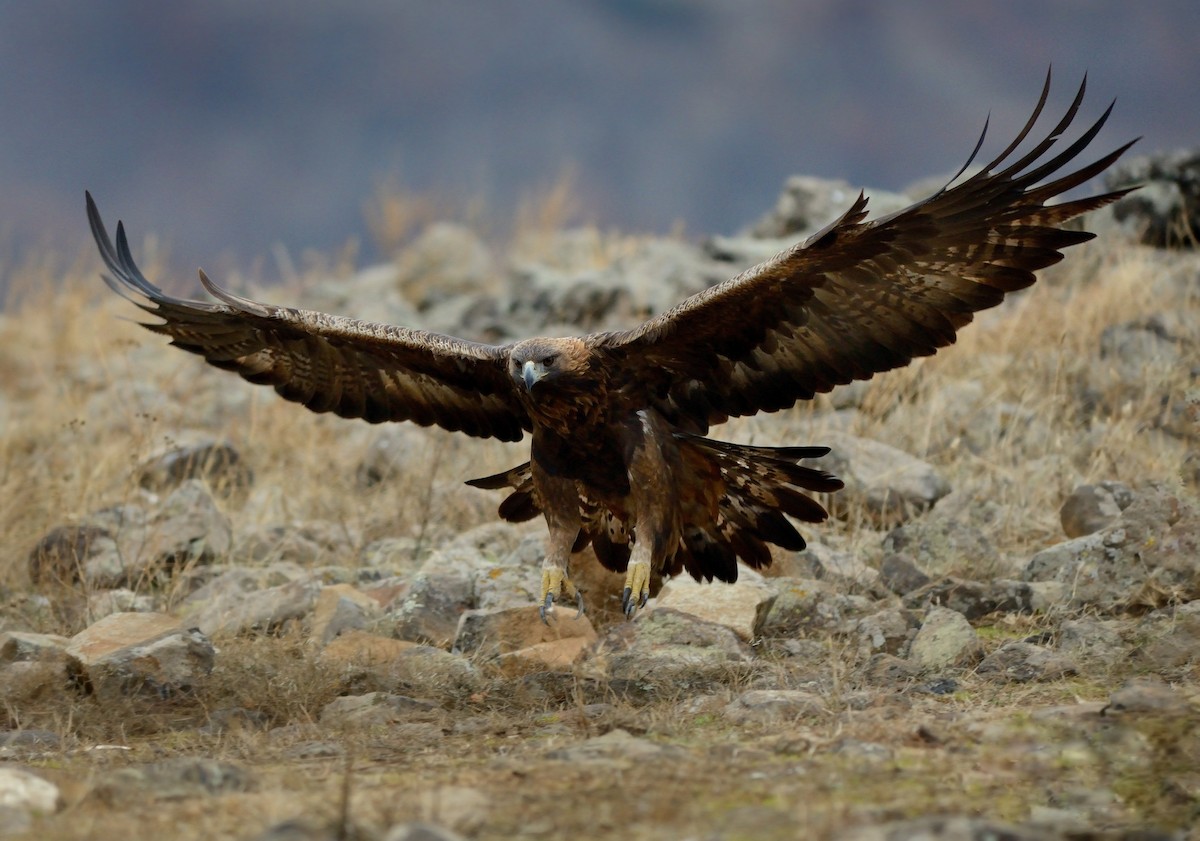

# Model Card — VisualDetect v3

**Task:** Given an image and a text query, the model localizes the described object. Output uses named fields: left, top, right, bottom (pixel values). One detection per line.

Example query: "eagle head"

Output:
left=509, top=337, right=589, bottom=394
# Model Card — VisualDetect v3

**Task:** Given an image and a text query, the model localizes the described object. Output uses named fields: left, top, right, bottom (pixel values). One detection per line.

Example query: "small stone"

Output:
left=322, top=634, right=480, bottom=702
left=760, top=577, right=874, bottom=636
left=585, top=609, right=754, bottom=696
left=878, top=553, right=931, bottom=596
left=907, top=607, right=981, bottom=670
left=387, top=569, right=475, bottom=648
left=976, top=642, right=1078, bottom=683
left=803, top=432, right=950, bottom=524
left=855, top=608, right=919, bottom=656
left=27, top=524, right=113, bottom=587
left=883, top=518, right=999, bottom=576
left=0, top=631, right=69, bottom=663
left=724, top=689, right=824, bottom=724
left=188, top=577, right=323, bottom=637
left=382, top=821, right=468, bottom=841
left=89, top=757, right=255, bottom=805
left=453, top=605, right=596, bottom=662
left=320, top=630, right=422, bottom=666
left=0, top=767, right=61, bottom=830
left=87, top=587, right=159, bottom=619
left=653, top=566, right=777, bottom=640
left=66, top=611, right=214, bottom=700
left=1102, top=677, right=1191, bottom=716
left=1060, top=482, right=1128, bottom=538
left=136, top=437, right=252, bottom=493
left=309, top=583, right=381, bottom=645
left=319, top=692, right=437, bottom=729
left=789, top=543, right=882, bottom=593
left=544, top=728, right=686, bottom=763
left=903, top=577, right=1064, bottom=620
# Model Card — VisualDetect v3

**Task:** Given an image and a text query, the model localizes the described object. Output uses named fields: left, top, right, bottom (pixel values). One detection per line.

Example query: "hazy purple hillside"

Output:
left=0, top=0, right=1195, bottom=287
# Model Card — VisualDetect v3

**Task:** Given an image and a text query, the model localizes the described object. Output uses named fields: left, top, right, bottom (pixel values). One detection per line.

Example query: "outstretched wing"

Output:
left=88, top=193, right=529, bottom=441
left=594, top=72, right=1138, bottom=433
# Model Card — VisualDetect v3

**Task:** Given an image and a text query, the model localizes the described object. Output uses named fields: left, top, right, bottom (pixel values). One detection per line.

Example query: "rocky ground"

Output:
left=1, top=156, right=1198, bottom=840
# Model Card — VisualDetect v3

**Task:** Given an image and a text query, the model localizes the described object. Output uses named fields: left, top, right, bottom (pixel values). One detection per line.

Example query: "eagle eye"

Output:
left=543, top=353, right=558, bottom=367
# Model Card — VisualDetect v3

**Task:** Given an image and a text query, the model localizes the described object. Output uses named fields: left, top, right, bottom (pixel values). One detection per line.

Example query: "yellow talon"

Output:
left=539, top=565, right=584, bottom=623
left=621, top=560, right=651, bottom=618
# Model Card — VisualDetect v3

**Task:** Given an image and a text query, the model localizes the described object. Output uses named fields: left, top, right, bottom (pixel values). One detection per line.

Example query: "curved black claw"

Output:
left=540, top=593, right=555, bottom=624
left=573, top=590, right=586, bottom=620
left=621, top=586, right=649, bottom=619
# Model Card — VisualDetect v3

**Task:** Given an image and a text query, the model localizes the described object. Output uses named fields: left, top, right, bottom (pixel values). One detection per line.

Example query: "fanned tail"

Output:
left=465, top=435, right=845, bottom=584
left=668, top=434, right=844, bottom=583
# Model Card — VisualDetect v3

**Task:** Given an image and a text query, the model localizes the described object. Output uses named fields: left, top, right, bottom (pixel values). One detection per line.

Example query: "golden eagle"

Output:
left=88, top=74, right=1134, bottom=621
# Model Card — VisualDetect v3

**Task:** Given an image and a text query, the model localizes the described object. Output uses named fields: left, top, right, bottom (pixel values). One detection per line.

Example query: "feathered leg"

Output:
left=621, top=410, right=682, bottom=618
left=533, top=463, right=586, bottom=623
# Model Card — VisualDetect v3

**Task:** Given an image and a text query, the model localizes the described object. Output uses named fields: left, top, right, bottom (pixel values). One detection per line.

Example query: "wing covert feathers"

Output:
left=87, top=192, right=529, bottom=442
left=594, top=72, right=1136, bottom=434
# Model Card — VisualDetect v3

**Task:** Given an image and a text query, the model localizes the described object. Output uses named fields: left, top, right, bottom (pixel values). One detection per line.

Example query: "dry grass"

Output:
left=1, top=182, right=1198, bottom=839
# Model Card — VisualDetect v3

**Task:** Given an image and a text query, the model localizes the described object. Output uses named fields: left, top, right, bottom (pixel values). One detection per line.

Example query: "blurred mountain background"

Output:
left=0, top=0, right=1196, bottom=293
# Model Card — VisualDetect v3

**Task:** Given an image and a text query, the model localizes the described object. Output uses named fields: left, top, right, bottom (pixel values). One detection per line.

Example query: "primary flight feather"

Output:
left=89, top=73, right=1135, bottom=620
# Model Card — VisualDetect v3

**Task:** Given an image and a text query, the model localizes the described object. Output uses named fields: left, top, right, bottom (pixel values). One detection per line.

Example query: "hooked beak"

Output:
left=522, top=360, right=546, bottom=391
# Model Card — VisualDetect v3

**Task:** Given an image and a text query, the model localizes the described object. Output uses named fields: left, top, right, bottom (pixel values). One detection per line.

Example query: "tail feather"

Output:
left=673, top=434, right=842, bottom=583
left=467, top=435, right=845, bottom=585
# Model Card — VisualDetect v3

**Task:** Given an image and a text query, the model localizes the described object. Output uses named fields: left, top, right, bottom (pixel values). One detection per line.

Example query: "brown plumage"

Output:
left=88, top=72, right=1136, bottom=619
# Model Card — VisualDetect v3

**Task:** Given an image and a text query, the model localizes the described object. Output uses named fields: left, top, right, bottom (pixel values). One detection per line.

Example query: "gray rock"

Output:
left=724, top=689, right=824, bottom=724
left=653, top=566, right=777, bottom=640
left=66, top=612, right=214, bottom=700
left=585, top=608, right=755, bottom=696
left=1102, top=676, right=1191, bottom=716
left=803, top=432, right=949, bottom=524
left=398, top=222, right=495, bottom=301
left=747, top=174, right=909, bottom=239
left=1059, top=481, right=1132, bottom=538
left=187, top=576, right=323, bottom=637
left=454, top=605, right=595, bottom=670
left=383, top=822, right=468, bottom=841
left=907, top=607, right=981, bottom=670
left=87, top=587, right=159, bottom=619
left=26, top=524, right=113, bottom=587
left=355, top=425, right=436, bottom=488
left=236, top=521, right=354, bottom=566
left=0, top=767, right=61, bottom=834
left=790, top=542, right=881, bottom=594
left=760, top=577, right=875, bottom=637
left=136, top=437, right=252, bottom=493
left=544, top=728, right=687, bottom=763
left=976, top=642, right=1078, bottom=683
left=878, top=552, right=931, bottom=596
left=387, top=569, right=475, bottom=648
left=251, top=818, right=354, bottom=841
left=1024, top=484, right=1200, bottom=611
left=0, top=631, right=69, bottom=663
left=1106, top=147, right=1200, bottom=248
left=855, top=608, right=919, bottom=657
left=902, top=577, right=1065, bottom=620
left=833, top=815, right=1069, bottom=841
left=1131, top=601, right=1200, bottom=669
left=309, top=583, right=381, bottom=645
left=882, top=517, right=999, bottom=577
left=471, top=562, right=541, bottom=611
left=1056, top=617, right=1127, bottom=663
left=89, top=757, right=256, bottom=805
left=81, top=480, right=232, bottom=588
left=319, top=692, right=437, bottom=729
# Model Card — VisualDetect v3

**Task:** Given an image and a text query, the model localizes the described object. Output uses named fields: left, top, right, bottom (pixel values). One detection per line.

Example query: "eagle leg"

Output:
left=621, top=560, right=651, bottom=618
left=539, top=563, right=585, bottom=624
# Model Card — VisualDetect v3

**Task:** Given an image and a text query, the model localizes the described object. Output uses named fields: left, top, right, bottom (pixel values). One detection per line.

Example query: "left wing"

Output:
left=592, top=72, right=1137, bottom=434
left=88, top=193, right=530, bottom=441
